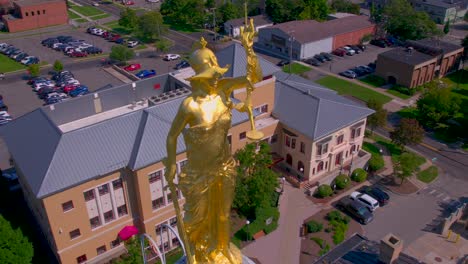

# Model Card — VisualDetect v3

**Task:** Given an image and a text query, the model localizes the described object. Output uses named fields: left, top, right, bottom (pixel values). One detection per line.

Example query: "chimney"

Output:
left=93, top=93, right=102, bottom=114
left=379, top=234, right=403, bottom=264
left=407, top=47, right=414, bottom=55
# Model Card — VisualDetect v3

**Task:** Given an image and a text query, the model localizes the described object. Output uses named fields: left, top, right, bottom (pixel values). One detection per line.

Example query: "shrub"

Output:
left=306, top=220, right=323, bottom=233
left=317, top=184, right=333, bottom=198
left=334, top=174, right=350, bottom=189
left=333, top=229, right=346, bottom=244
left=310, top=237, right=325, bottom=248
left=391, top=85, right=415, bottom=96
left=326, top=211, right=343, bottom=221
left=368, top=155, right=385, bottom=171
left=351, top=168, right=367, bottom=182
left=319, top=244, right=330, bottom=256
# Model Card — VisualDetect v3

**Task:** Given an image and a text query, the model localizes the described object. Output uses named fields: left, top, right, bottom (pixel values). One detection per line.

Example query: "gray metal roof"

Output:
left=216, top=43, right=280, bottom=78
left=273, top=72, right=374, bottom=140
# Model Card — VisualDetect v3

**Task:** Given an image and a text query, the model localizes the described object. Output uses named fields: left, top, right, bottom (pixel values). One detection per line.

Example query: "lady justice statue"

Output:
left=164, top=18, right=263, bottom=264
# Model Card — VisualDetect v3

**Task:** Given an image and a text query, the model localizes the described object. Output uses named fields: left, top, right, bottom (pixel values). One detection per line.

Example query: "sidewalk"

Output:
left=242, top=183, right=320, bottom=264
left=405, top=232, right=468, bottom=264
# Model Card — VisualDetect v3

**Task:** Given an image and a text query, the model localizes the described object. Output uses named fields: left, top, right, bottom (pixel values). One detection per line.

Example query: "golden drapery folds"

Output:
left=164, top=19, right=263, bottom=264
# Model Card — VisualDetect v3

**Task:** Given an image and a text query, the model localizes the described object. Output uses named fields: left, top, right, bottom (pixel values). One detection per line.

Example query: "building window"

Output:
left=286, top=154, right=292, bottom=166
left=97, top=245, right=106, bottom=255
left=337, top=135, right=344, bottom=145
left=37, top=10, right=40, bottom=15
left=291, top=138, right=296, bottom=149
left=271, top=134, right=278, bottom=143
left=104, top=210, right=114, bottom=223
left=25, top=12, right=28, bottom=16
left=31, top=12, right=34, bottom=16
left=300, top=142, right=305, bottom=153
left=117, top=205, right=128, bottom=217
left=285, top=135, right=291, bottom=147
left=297, top=161, right=304, bottom=173
left=254, top=104, right=269, bottom=114
left=149, top=170, right=162, bottom=183
left=111, top=239, right=121, bottom=248
left=98, top=184, right=109, bottom=196
left=170, top=217, right=177, bottom=227
left=227, top=135, right=232, bottom=145
left=172, top=237, right=180, bottom=247
left=152, top=197, right=165, bottom=210
left=351, top=127, right=361, bottom=139
left=164, top=241, right=170, bottom=250
left=239, top=132, right=246, bottom=140
left=351, top=145, right=356, bottom=153
left=76, top=254, right=87, bottom=264
left=179, top=160, right=188, bottom=171
left=317, top=162, right=324, bottom=173
left=84, top=190, right=95, bottom=201
left=316, top=143, right=328, bottom=155
left=167, top=193, right=173, bottom=204
left=70, top=229, right=81, bottom=240
left=312, top=168, right=315, bottom=175
left=325, top=161, right=328, bottom=169
left=43, top=9, right=46, bottom=14
left=62, top=201, right=74, bottom=212
left=335, top=152, right=343, bottom=165
left=112, top=179, right=123, bottom=190
left=90, top=216, right=101, bottom=229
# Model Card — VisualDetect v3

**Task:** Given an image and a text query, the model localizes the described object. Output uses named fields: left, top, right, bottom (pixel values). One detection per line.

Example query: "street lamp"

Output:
left=281, top=177, right=286, bottom=193
left=246, top=220, right=250, bottom=241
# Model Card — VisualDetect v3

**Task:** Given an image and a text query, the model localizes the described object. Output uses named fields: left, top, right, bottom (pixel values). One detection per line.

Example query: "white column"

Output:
left=109, top=183, right=119, bottom=219
left=95, top=189, right=105, bottom=224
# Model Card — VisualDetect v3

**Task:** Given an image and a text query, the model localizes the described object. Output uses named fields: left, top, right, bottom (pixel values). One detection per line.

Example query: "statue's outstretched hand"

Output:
left=240, top=18, right=255, bottom=49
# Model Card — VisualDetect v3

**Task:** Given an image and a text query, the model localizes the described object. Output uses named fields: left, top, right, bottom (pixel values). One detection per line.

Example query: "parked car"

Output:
left=277, top=60, right=290, bottom=67
left=342, top=46, right=356, bottom=55
left=163, top=54, right=180, bottom=61
left=320, top=52, right=332, bottom=61
left=87, top=27, right=96, bottom=34
left=368, top=62, right=376, bottom=70
left=33, top=81, right=55, bottom=91
left=370, top=39, right=387, bottom=48
left=332, top=48, right=346, bottom=57
left=124, top=63, right=141, bottom=71
left=339, top=70, right=357, bottom=79
left=128, top=40, right=139, bottom=48
left=136, top=69, right=156, bottom=79
left=124, top=0, right=135, bottom=5
left=350, top=191, right=380, bottom=212
left=174, top=60, right=190, bottom=70
left=359, top=65, right=374, bottom=74
left=69, top=51, right=88, bottom=58
left=37, top=87, right=61, bottom=99
left=115, top=38, right=126, bottom=45
left=359, top=186, right=389, bottom=206
left=336, top=197, right=374, bottom=225
left=62, top=84, right=80, bottom=93
left=349, top=45, right=362, bottom=54
left=92, top=2, right=99, bottom=6
left=313, top=54, right=327, bottom=63
left=15, top=53, right=29, bottom=62
left=85, top=47, right=102, bottom=54
left=350, top=67, right=367, bottom=77
left=28, top=76, right=48, bottom=85
left=69, top=85, right=89, bottom=97
left=304, top=58, right=321, bottom=66
left=46, top=92, right=68, bottom=101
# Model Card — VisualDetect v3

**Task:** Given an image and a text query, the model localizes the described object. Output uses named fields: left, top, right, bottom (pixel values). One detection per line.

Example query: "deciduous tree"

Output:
left=461, top=35, right=468, bottom=59
left=443, top=20, right=450, bottom=34
left=27, top=63, right=40, bottom=77
left=331, top=0, right=360, bottom=15
left=0, top=215, right=34, bottom=264
left=161, top=0, right=205, bottom=28
left=137, top=11, right=167, bottom=41
left=155, top=39, right=172, bottom=52
left=109, top=45, right=135, bottom=63
left=394, top=152, right=419, bottom=184
left=390, top=118, right=424, bottom=149
left=119, top=7, right=138, bottom=30
left=366, top=98, right=388, bottom=133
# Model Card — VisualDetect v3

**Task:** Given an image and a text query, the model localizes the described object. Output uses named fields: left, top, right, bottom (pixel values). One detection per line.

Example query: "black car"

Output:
left=351, top=67, right=366, bottom=77
left=277, top=60, right=290, bottom=67
left=38, top=87, right=60, bottom=99
left=370, top=39, right=387, bottom=48
left=85, top=47, right=103, bottom=54
left=57, top=35, right=73, bottom=42
left=320, top=52, right=332, bottom=61
left=356, top=44, right=366, bottom=51
left=359, top=186, right=390, bottom=206
left=15, top=53, right=29, bottom=62
left=314, top=54, right=327, bottom=63
left=305, top=58, right=321, bottom=66
left=115, top=38, right=125, bottom=44
left=336, top=197, right=374, bottom=224
left=174, top=60, right=190, bottom=70
left=349, top=45, right=362, bottom=54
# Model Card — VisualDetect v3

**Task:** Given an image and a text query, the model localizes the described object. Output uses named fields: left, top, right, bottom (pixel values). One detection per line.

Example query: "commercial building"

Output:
left=255, top=15, right=375, bottom=60
left=375, top=39, right=464, bottom=88
left=0, top=43, right=373, bottom=263
left=223, top=15, right=273, bottom=38
left=1, top=0, right=68, bottom=32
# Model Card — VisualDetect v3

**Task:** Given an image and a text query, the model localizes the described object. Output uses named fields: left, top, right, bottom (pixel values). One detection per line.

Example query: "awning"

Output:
left=118, top=225, right=139, bottom=241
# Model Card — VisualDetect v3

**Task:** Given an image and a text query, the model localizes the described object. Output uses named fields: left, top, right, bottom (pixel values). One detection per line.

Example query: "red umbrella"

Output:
left=118, top=225, right=139, bottom=241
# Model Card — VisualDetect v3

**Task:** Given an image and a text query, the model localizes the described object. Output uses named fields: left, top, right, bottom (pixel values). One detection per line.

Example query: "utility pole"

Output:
left=211, top=7, right=217, bottom=42
left=288, top=31, right=295, bottom=73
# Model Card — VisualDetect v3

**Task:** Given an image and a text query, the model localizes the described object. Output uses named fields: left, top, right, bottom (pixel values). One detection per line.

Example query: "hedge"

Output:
left=351, top=168, right=367, bottom=182
left=317, top=184, right=333, bottom=198
left=306, top=220, right=323, bottom=233
left=334, top=174, right=350, bottom=189
left=234, top=205, right=280, bottom=241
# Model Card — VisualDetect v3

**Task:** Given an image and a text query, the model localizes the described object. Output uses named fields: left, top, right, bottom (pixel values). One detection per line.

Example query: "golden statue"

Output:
left=164, top=19, right=263, bottom=264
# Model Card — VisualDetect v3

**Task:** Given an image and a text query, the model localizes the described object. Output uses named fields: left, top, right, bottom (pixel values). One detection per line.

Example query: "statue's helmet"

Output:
left=187, top=37, right=229, bottom=80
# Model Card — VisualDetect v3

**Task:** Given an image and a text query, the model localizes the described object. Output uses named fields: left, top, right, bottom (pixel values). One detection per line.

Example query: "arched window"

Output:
left=317, top=161, right=324, bottom=173
left=351, top=145, right=356, bottom=153
left=297, top=161, right=304, bottom=173
left=286, top=154, right=292, bottom=166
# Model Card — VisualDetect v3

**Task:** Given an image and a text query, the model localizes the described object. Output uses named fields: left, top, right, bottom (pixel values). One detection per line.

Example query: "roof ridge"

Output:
left=284, top=79, right=338, bottom=94
left=36, top=130, right=63, bottom=198
left=277, top=79, right=321, bottom=101
left=317, top=96, right=375, bottom=111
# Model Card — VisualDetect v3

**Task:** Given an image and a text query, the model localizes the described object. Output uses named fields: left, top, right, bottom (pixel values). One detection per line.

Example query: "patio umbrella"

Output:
left=118, top=225, right=139, bottom=241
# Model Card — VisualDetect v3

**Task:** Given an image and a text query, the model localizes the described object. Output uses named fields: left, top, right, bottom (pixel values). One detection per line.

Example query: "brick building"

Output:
left=0, top=44, right=373, bottom=264
left=2, top=0, right=68, bottom=32
left=255, top=15, right=375, bottom=60
left=375, top=39, right=464, bottom=88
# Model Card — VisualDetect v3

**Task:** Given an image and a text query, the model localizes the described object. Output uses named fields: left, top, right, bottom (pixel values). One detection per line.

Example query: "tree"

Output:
left=390, top=118, right=424, bottom=149
left=366, top=99, right=388, bottom=133
left=383, top=0, right=439, bottom=40
left=53, top=60, right=63, bottom=72
left=461, top=35, right=468, bottom=59
left=161, top=0, right=205, bottom=28
left=394, top=152, right=419, bottom=184
left=109, top=45, right=135, bottom=63
left=443, top=19, right=450, bottom=34
left=27, top=63, right=40, bottom=77
left=331, top=0, right=360, bottom=15
left=218, top=2, right=242, bottom=25
left=0, top=215, right=34, bottom=264
left=119, top=7, right=138, bottom=30
left=266, top=0, right=330, bottom=23
left=298, top=0, right=330, bottom=21
left=233, top=142, right=279, bottom=218
left=155, top=39, right=172, bottom=52
left=137, top=11, right=166, bottom=41
left=416, top=83, right=461, bottom=130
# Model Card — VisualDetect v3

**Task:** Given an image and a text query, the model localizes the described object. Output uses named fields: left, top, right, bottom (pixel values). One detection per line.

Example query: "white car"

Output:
left=92, top=2, right=99, bottom=6
left=34, top=81, right=55, bottom=91
left=47, top=92, right=68, bottom=100
left=21, top=56, right=34, bottom=64
left=127, top=40, right=139, bottom=48
left=350, top=191, right=380, bottom=212
left=343, top=46, right=356, bottom=55
left=164, top=54, right=180, bottom=61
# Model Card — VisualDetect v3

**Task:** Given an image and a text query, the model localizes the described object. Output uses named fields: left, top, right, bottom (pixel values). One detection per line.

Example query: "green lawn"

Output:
left=371, top=134, right=426, bottom=167
left=316, top=76, right=392, bottom=105
left=282, top=62, right=311, bottom=74
left=360, top=75, right=386, bottom=87
left=163, top=18, right=200, bottom=32
left=71, top=5, right=104, bottom=17
left=386, top=88, right=412, bottom=99
left=74, top=18, right=88, bottom=23
left=417, top=166, right=438, bottom=183
left=67, top=10, right=80, bottom=19
left=104, top=20, right=134, bottom=35
left=0, top=54, right=26, bottom=72
left=135, top=44, right=147, bottom=50
left=397, top=107, right=418, bottom=119
left=90, top=13, right=111, bottom=20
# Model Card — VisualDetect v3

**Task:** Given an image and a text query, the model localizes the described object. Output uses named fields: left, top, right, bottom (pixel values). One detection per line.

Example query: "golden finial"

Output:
left=193, top=37, right=208, bottom=50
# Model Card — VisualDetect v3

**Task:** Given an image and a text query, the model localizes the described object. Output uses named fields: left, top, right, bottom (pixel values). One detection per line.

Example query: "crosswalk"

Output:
left=418, top=186, right=453, bottom=203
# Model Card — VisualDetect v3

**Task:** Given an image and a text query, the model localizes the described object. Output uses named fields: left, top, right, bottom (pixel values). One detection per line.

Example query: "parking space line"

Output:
left=442, top=196, right=451, bottom=201
left=429, top=189, right=436, bottom=194
left=436, top=193, right=444, bottom=198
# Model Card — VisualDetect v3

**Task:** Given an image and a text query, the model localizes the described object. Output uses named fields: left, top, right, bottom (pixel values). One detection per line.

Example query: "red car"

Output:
left=332, top=48, right=346, bottom=57
left=124, top=0, right=134, bottom=5
left=62, top=84, right=79, bottom=93
left=102, top=31, right=110, bottom=38
left=124, top=63, right=141, bottom=71
left=70, top=51, right=87, bottom=57
left=110, top=35, right=122, bottom=42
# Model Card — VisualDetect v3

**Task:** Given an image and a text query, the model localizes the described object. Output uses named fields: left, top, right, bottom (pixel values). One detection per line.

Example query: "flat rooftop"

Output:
left=379, top=47, right=436, bottom=66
